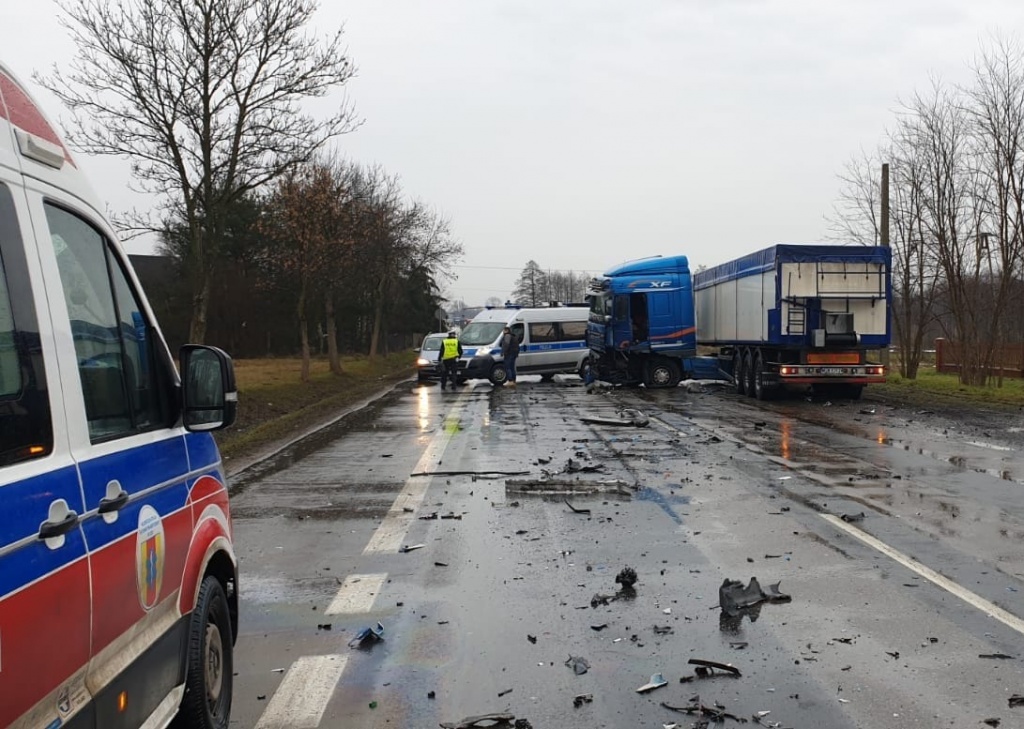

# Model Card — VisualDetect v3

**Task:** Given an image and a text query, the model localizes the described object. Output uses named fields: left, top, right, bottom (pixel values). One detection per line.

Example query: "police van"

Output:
left=0, top=62, right=239, bottom=729
left=458, top=305, right=590, bottom=384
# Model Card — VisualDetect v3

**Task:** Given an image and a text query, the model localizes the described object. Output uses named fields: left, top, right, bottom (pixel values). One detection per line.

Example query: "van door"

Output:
left=32, top=196, right=189, bottom=728
left=0, top=179, right=94, bottom=729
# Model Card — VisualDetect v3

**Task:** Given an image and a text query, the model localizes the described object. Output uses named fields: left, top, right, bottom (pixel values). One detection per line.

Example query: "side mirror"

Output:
left=180, top=345, right=237, bottom=432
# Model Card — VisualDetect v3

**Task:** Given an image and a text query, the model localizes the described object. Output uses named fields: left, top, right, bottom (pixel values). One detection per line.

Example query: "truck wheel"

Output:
left=489, top=363, right=508, bottom=385
left=177, top=576, right=232, bottom=729
left=753, top=356, right=770, bottom=400
left=645, top=358, right=681, bottom=389
left=742, top=352, right=756, bottom=397
left=733, top=352, right=745, bottom=395
left=578, top=358, right=591, bottom=382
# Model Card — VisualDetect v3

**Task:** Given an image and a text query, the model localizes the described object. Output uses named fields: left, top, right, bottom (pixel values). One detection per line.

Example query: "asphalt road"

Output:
left=225, top=377, right=1024, bottom=729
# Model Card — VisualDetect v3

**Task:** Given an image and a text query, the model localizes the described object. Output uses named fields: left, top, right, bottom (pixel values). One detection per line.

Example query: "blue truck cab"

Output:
left=587, top=255, right=698, bottom=388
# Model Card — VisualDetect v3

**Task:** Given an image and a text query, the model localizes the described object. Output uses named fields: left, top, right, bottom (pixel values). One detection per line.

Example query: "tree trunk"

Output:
left=188, top=269, right=211, bottom=343
left=326, top=294, right=342, bottom=375
left=298, top=280, right=310, bottom=383
left=369, top=277, right=385, bottom=357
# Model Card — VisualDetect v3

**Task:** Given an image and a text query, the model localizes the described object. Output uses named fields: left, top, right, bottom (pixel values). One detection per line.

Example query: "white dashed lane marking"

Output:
left=253, top=654, right=349, bottom=729
left=325, top=573, right=387, bottom=616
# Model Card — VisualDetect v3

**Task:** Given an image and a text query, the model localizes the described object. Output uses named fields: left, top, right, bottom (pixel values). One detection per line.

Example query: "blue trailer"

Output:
left=587, top=245, right=892, bottom=397
left=694, top=244, right=891, bottom=399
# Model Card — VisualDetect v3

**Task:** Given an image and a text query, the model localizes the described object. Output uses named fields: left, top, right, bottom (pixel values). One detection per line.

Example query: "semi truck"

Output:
left=587, top=244, right=892, bottom=398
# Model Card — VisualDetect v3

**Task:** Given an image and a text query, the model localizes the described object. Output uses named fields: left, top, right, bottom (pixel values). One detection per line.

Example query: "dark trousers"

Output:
left=441, top=358, right=459, bottom=389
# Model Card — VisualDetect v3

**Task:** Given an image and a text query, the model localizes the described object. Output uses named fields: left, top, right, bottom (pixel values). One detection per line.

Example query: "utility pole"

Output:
left=881, top=163, right=891, bottom=370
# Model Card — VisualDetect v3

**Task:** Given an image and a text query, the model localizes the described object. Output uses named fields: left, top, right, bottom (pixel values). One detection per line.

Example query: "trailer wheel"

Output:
left=645, top=358, right=681, bottom=389
left=742, top=352, right=756, bottom=397
left=733, top=352, right=745, bottom=395
left=753, top=355, right=771, bottom=400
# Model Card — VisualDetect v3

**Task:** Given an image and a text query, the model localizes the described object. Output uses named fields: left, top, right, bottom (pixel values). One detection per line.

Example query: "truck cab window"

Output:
left=0, top=184, right=52, bottom=466
left=45, top=204, right=171, bottom=442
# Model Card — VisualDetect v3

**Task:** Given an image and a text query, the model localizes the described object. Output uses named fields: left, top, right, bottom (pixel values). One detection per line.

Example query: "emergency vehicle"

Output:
left=0, top=61, right=239, bottom=729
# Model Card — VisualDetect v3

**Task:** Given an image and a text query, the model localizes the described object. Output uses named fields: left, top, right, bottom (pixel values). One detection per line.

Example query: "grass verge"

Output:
left=216, top=352, right=414, bottom=463
left=871, top=367, right=1024, bottom=409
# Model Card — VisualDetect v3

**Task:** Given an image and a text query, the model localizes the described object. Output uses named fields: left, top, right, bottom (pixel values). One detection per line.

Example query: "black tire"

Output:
left=578, top=358, right=591, bottom=381
left=753, top=356, right=770, bottom=400
left=177, top=576, right=233, bottom=729
left=489, top=363, right=508, bottom=385
left=540, top=373, right=555, bottom=382
left=742, top=352, right=755, bottom=397
left=644, top=358, right=681, bottom=389
left=733, top=352, right=745, bottom=395
left=843, top=384, right=864, bottom=400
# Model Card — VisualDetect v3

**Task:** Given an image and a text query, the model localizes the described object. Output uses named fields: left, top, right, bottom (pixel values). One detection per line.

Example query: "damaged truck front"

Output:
left=695, top=244, right=892, bottom=400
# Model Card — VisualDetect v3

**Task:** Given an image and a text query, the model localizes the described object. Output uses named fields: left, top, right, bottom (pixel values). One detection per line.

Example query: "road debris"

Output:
left=840, top=512, right=866, bottom=523
left=636, top=673, right=668, bottom=693
left=506, top=477, right=636, bottom=496
left=400, top=544, right=425, bottom=553
left=653, top=625, right=674, bottom=635
left=719, top=577, right=791, bottom=617
left=412, top=470, right=529, bottom=477
left=983, top=719, right=1000, bottom=727
left=563, top=458, right=607, bottom=474
left=527, top=634, right=537, bottom=644
left=565, top=499, right=592, bottom=515
left=440, top=713, right=533, bottom=729
left=661, top=697, right=744, bottom=722
left=565, top=655, right=591, bottom=675
left=581, top=408, right=650, bottom=428
left=678, top=658, right=742, bottom=683
left=348, top=621, right=384, bottom=649
left=979, top=653, right=1015, bottom=659
left=591, top=623, right=608, bottom=631
left=616, top=566, right=638, bottom=589
left=1009, top=695, right=1024, bottom=707
left=497, top=688, right=512, bottom=697
left=573, top=693, right=593, bottom=708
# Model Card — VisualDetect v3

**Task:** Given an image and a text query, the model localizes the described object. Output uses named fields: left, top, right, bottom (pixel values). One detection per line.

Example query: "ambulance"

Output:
left=0, top=62, right=239, bottom=728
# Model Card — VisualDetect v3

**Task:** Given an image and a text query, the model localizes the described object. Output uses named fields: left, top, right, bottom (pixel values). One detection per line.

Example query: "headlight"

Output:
left=417, top=358, right=430, bottom=366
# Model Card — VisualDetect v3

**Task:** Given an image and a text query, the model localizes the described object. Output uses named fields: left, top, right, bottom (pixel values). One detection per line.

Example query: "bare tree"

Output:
left=40, top=0, right=358, bottom=342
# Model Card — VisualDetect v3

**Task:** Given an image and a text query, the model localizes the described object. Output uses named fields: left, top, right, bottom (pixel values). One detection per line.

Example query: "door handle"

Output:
left=98, top=490, right=130, bottom=514
left=39, top=511, right=80, bottom=540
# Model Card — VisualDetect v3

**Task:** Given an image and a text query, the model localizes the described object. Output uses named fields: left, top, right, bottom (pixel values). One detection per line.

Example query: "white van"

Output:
left=0, top=61, right=239, bottom=729
left=457, top=306, right=590, bottom=385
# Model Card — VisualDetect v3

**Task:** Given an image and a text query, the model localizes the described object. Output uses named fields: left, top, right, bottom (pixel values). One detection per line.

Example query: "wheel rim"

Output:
left=492, top=366, right=507, bottom=384
left=734, top=355, right=744, bottom=392
left=651, top=365, right=672, bottom=386
left=205, top=622, right=224, bottom=707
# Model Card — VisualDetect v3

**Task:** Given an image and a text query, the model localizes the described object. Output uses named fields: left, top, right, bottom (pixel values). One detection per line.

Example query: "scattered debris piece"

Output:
left=565, top=655, right=590, bottom=675
left=729, top=642, right=748, bottom=650
left=441, top=513, right=463, bottom=520
left=348, top=621, right=384, bottom=648
left=615, top=567, right=638, bottom=589
left=505, top=478, right=636, bottom=496
left=419, top=512, right=439, bottom=520
left=859, top=408, right=876, bottom=415
left=498, top=688, right=513, bottom=697
left=564, top=458, right=608, bottom=474
left=653, top=625, right=674, bottom=635
left=581, top=408, right=650, bottom=428
left=591, top=593, right=611, bottom=608
left=980, top=653, right=1015, bottom=660
left=400, top=544, right=425, bottom=553
left=1009, top=695, right=1024, bottom=707
left=412, top=470, right=529, bottom=477
left=428, top=691, right=436, bottom=699
left=573, top=693, right=593, bottom=708
left=886, top=651, right=900, bottom=659
left=840, top=512, right=866, bottom=523
left=439, top=713, right=515, bottom=729
left=435, top=562, right=449, bottom=567
left=983, top=719, right=1000, bottom=727
left=690, top=658, right=742, bottom=677
left=661, top=698, right=743, bottom=722
left=719, top=577, right=792, bottom=617
left=636, top=673, right=668, bottom=693
left=527, top=634, right=537, bottom=644
left=316, top=623, right=332, bottom=631
left=591, top=624, right=608, bottom=631
left=565, top=499, right=592, bottom=515
left=537, top=457, right=552, bottom=465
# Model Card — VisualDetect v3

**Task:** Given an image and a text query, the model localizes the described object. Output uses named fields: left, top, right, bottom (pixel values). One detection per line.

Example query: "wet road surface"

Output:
left=225, top=378, right=1024, bottom=728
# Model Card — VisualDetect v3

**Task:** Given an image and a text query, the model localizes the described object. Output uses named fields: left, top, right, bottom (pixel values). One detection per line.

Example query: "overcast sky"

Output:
left=4, top=1, right=1024, bottom=305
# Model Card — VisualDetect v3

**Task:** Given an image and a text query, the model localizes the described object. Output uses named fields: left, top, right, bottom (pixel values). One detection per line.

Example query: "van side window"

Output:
left=0, top=183, right=52, bottom=466
left=45, top=204, right=172, bottom=442
left=559, top=321, right=587, bottom=341
left=528, top=322, right=557, bottom=343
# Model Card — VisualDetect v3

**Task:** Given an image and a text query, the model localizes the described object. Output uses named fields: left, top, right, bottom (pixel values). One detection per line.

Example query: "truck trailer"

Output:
left=587, top=244, right=892, bottom=397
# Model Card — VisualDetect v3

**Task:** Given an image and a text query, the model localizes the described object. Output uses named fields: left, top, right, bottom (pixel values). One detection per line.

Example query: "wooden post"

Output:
left=935, top=337, right=945, bottom=373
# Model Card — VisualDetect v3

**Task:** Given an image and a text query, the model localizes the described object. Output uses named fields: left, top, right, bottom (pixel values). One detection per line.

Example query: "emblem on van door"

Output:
left=136, top=505, right=165, bottom=610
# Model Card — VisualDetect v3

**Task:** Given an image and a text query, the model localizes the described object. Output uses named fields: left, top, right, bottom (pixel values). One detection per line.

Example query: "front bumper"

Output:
left=459, top=355, right=498, bottom=380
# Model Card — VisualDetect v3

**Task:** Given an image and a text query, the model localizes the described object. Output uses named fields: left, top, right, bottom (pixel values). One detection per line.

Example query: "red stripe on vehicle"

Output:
left=0, top=71, right=76, bottom=167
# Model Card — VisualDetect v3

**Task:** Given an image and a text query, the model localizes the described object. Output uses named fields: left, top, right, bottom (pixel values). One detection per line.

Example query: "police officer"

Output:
left=440, top=330, right=463, bottom=390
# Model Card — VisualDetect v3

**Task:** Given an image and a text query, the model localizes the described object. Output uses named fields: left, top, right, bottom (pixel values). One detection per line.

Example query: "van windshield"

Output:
left=421, top=335, right=444, bottom=351
left=460, top=322, right=506, bottom=346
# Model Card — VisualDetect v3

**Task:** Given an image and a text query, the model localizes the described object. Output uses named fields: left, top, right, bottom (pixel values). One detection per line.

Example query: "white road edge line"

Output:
left=822, top=514, right=1024, bottom=635
left=363, top=398, right=467, bottom=554
left=253, top=654, right=348, bottom=729
left=325, top=573, right=388, bottom=615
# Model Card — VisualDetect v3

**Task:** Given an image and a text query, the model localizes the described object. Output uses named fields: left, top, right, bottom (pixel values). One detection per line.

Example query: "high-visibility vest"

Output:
left=442, top=338, right=459, bottom=360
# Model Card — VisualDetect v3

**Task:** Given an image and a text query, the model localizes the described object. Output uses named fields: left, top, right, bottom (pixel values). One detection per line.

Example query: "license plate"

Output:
left=820, top=367, right=845, bottom=375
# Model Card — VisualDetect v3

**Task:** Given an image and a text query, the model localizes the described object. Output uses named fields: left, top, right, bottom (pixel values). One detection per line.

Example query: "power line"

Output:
left=453, top=264, right=601, bottom=273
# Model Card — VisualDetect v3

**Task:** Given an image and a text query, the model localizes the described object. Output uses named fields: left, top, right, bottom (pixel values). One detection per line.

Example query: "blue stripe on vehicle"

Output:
left=184, top=432, right=220, bottom=472
left=519, top=341, right=587, bottom=353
